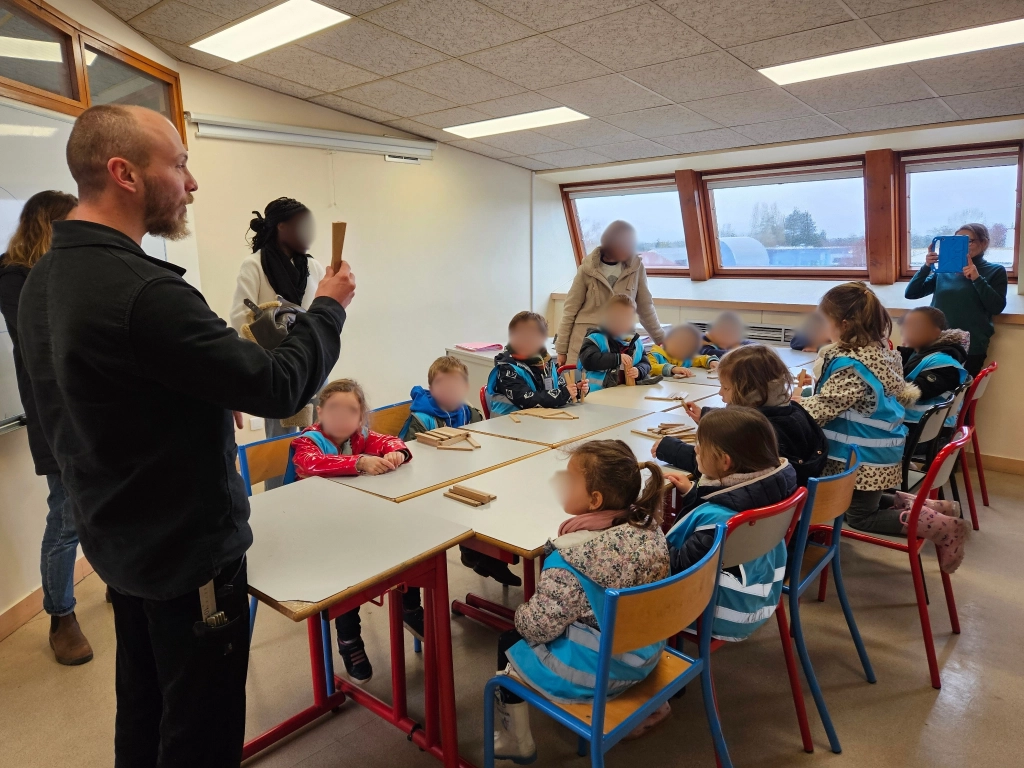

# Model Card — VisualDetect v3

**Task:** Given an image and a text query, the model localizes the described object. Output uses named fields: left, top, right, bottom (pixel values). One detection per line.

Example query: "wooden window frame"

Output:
left=0, top=0, right=185, bottom=141
left=896, top=141, right=1021, bottom=281
left=560, top=174, right=691, bottom=277
left=697, top=156, right=871, bottom=281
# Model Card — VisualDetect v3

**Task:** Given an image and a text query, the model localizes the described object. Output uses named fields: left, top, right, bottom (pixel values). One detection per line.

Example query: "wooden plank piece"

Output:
left=450, top=485, right=496, bottom=504
left=509, top=413, right=521, bottom=423
left=437, top=444, right=474, bottom=451
left=331, top=222, right=347, bottom=272
left=466, top=436, right=481, bottom=449
left=444, top=491, right=482, bottom=507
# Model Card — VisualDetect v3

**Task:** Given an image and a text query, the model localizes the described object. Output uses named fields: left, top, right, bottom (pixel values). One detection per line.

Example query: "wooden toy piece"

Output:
left=518, top=407, right=577, bottom=420
left=631, top=429, right=658, bottom=439
left=444, top=491, right=482, bottom=507
left=623, top=358, right=636, bottom=387
left=564, top=370, right=579, bottom=403
left=466, top=435, right=481, bottom=449
left=415, top=433, right=442, bottom=447
left=438, top=444, right=474, bottom=451
left=331, top=222, right=347, bottom=272
left=416, top=426, right=480, bottom=449
left=450, top=485, right=497, bottom=503
left=509, top=413, right=521, bottom=423
left=645, top=393, right=687, bottom=402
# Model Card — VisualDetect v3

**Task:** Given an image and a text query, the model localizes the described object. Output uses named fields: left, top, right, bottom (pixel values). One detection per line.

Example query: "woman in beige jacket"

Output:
left=556, top=221, right=665, bottom=366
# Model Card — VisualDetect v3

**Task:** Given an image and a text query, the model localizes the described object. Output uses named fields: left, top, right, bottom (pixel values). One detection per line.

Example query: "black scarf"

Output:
left=250, top=198, right=310, bottom=305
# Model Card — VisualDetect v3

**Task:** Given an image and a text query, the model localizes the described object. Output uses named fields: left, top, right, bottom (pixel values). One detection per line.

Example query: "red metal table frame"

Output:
left=450, top=538, right=539, bottom=633
left=243, top=548, right=475, bottom=768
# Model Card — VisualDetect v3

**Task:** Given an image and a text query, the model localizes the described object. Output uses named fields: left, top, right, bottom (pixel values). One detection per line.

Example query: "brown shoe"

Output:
left=49, top=612, right=94, bottom=666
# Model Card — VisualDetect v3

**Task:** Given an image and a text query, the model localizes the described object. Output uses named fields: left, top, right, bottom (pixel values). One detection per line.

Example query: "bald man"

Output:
left=17, top=105, right=356, bottom=766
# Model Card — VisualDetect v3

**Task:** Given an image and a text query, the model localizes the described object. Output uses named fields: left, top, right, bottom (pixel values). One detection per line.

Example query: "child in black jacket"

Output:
left=490, top=311, right=583, bottom=413
left=577, top=295, right=652, bottom=390
left=655, top=345, right=827, bottom=498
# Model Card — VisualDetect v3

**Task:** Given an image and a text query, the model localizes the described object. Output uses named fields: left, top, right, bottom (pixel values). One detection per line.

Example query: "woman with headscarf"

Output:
left=230, top=198, right=326, bottom=486
left=555, top=220, right=665, bottom=367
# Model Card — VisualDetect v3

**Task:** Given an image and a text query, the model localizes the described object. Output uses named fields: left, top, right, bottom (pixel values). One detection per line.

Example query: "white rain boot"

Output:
left=493, top=690, right=537, bottom=764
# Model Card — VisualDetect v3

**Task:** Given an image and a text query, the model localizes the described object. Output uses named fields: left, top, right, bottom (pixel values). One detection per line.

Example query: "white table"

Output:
left=464, top=403, right=652, bottom=448
left=326, top=432, right=545, bottom=502
left=585, top=379, right=721, bottom=411
left=244, top=477, right=473, bottom=766
left=593, top=411, right=697, bottom=470
left=773, top=346, right=818, bottom=368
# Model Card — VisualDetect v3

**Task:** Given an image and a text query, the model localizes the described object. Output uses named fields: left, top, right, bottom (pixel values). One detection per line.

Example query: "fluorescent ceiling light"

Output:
left=0, top=125, right=57, bottom=137
left=761, top=18, right=1024, bottom=85
left=191, top=0, right=349, bottom=62
left=0, top=37, right=96, bottom=64
left=444, top=107, right=589, bottom=139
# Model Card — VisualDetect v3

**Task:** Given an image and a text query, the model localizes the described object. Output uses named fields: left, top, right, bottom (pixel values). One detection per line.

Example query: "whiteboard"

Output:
left=0, top=98, right=167, bottom=426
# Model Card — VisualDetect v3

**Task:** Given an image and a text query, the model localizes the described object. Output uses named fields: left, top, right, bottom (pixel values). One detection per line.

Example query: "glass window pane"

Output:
left=0, top=0, right=74, bottom=98
left=573, top=190, right=688, bottom=269
left=85, top=45, right=171, bottom=118
left=907, top=162, right=1018, bottom=270
left=710, top=176, right=866, bottom=270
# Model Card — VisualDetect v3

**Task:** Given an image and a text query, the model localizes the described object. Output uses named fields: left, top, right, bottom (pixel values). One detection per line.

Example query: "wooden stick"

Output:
left=466, top=436, right=480, bottom=449
left=438, top=444, right=473, bottom=451
left=444, top=491, right=482, bottom=507
left=624, top=359, right=636, bottom=387
left=331, top=222, right=347, bottom=272
left=646, top=396, right=685, bottom=402
left=439, top=434, right=468, bottom=446
left=509, top=413, right=521, bottom=423
left=415, top=433, right=442, bottom=446
left=450, top=485, right=496, bottom=503
left=564, top=370, right=578, bottom=404
left=631, top=429, right=658, bottom=439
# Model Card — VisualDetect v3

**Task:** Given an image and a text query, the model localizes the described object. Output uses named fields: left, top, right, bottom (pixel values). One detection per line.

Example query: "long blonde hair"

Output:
left=4, top=191, right=78, bottom=268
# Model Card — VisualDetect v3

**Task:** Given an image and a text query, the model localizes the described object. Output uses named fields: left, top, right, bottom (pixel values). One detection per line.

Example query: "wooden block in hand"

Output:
left=331, top=222, right=347, bottom=272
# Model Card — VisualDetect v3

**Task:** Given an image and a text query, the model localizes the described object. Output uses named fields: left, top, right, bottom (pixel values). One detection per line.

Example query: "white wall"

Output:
left=531, top=177, right=577, bottom=327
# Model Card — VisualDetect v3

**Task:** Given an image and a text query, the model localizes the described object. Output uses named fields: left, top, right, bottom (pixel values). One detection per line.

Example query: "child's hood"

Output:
left=549, top=523, right=668, bottom=583
left=824, top=344, right=918, bottom=403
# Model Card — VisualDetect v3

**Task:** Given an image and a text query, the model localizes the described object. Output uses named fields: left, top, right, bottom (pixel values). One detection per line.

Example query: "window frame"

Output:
left=561, top=174, right=691, bottom=277
left=896, top=142, right=1021, bottom=280
left=700, top=157, right=870, bottom=280
left=0, top=0, right=185, bottom=140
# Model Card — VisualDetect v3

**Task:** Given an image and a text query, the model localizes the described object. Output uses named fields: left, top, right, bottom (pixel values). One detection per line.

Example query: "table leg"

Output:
left=431, top=553, right=460, bottom=768
left=423, top=581, right=439, bottom=749
left=451, top=556, right=534, bottom=633
left=389, top=589, right=408, bottom=722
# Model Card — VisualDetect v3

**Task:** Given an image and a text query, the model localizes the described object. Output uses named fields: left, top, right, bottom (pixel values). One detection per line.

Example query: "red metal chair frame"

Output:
left=955, top=362, right=997, bottom=530
left=840, top=427, right=972, bottom=689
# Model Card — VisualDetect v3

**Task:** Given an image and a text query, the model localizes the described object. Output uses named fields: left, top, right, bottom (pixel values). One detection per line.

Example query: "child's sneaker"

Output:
left=338, top=637, right=373, bottom=684
left=901, top=508, right=968, bottom=574
left=404, top=607, right=425, bottom=642
left=624, top=701, right=671, bottom=740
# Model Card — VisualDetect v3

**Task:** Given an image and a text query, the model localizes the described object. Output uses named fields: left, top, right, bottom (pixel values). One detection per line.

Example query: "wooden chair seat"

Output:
left=512, top=650, right=692, bottom=735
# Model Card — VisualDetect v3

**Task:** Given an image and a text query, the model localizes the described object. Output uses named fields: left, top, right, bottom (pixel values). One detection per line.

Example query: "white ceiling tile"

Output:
left=844, top=1, right=941, bottom=15
left=462, top=36, right=612, bottom=90
left=503, top=156, right=556, bottom=170
left=148, top=36, right=232, bottom=69
left=96, top=0, right=161, bottom=21
left=728, top=21, right=880, bottom=69
left=477, top=0, right=647, bottom=33
left=132, top=1, right=228, bottom=44
left=317, top=0, right=394, bottom=13
left=365, top=0, right=533, bottom=56
left=533, top=118, right=639, bottom=147
left=338, top=79, right=457, bottom=116
left=539, top=74, right=671, bottom=116
left=588, top=138, right=674, bottom=160
left=299, top=19, right=448, bottom=76
left=733, top=115, right=847, bottom=143
left=602, top=105, right=721, bottom=138
left=393, top=60, right=523, bottom=103
left=864, top=0, right=1024, bottom=42
left=944, top=86, right=1024, bottom=119
left=177, top=0, right=267, bottom=20
left=384, top=119, right=453, bottom=141
left=308, top=94, right=400, bottom=122
left=414, top=106, right=492, bottom=128
left=528, top=148, right=611, bottom=167
left=447, top=139, right=516, bottom=157
left=656, top=128, right=752, bottom=153
left=474, top=130, right=574, bottom=155
left=218, top=64, right=324, bottom=98
left=784, top=65, right=934, bottom=112
left=625, top=52, right=770, bottom=103
left=657, top=0, right=851, bottom=48
left=827, top=98, right=958, bottom=131
left=244, top=46, right=378, bottom=91
left=469, top=92, right=564, bottom=116
left=909, top=45, right=1024, bottom=96
left=547, top=5, right=717, bottom=72
left=685, top=88, right=815, bottom=127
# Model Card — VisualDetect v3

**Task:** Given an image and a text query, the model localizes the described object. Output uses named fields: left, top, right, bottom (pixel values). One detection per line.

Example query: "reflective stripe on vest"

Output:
left=577, top=333, right=644, bottom=392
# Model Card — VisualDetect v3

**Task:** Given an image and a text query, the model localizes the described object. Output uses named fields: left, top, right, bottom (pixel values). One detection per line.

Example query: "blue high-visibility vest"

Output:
left=577, top=333, right=644, bottom=392
left=505, top=551, right=665, bottom=704
left=485, top=359, right=556, bottom=416
left=904, top=352, right=968, bottom=427
left=816, top=357, right=907, bottom=469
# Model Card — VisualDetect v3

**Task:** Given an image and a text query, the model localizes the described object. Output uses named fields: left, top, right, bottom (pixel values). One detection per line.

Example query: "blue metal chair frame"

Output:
left=483, top=525, right=732, bottom=768
left=783, top=447, right=875, bottom=755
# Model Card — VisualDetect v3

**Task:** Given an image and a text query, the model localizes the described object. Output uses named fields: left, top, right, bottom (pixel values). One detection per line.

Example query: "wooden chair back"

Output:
left=368, top=400, right=411, bottom=437
left=238, top=434, right=298, bottom=495
left=722, top=488, right=807, bottom=569
left=609, top=527, right=725, bottom=655
left=807, top=465, right=859, bottom=526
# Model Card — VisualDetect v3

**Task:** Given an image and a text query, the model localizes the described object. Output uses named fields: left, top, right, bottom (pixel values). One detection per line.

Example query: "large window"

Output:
left=705, top=162, right=867, bottom=276
left=564, top=180, right=689, bottom=274
left=901, top=147, right=1020, bottom=277
left=0, top=0, right=183, bottom=137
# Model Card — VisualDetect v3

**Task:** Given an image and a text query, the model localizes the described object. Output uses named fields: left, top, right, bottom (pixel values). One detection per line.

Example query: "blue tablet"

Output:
left=931, top=236, right=969, bottom=274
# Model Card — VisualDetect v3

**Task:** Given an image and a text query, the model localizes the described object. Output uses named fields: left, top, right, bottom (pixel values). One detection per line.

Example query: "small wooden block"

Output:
left=331, top=222, right=347, bottom=272
left=564, top=370, right=578, bottom=404
left=450, top=485, right=496, bottom=503
left=466, top=436, right=481, bottom=449
left=631, top=429, right=659, bottom=439
left=645, top=396, right=681, bottom=402
left=444, top=491, right=482, bottom=507
left=509, top=414, right=521, bottom=423
left=438, top=444, right=474, bottom=451
left=415, top=433, right=442, bottom=446
left=439, top=434, right=468, bottom=446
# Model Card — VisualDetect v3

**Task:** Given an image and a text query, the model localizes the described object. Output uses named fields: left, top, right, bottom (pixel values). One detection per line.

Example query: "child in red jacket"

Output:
left=285, top=379, right=412, bottom=684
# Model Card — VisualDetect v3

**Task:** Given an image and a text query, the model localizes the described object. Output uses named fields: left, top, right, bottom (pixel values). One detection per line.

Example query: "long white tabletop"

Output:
left=590, top=411, right=697, bottom=471
left=246, top=477, right=472, bottom=616
left=584, top=379, right=721, bottom=411
left=326, top=431, right=545, bottom=502
left=399, top=450, right=572, bottom=558
left=464, top=403, right=652, bottom=448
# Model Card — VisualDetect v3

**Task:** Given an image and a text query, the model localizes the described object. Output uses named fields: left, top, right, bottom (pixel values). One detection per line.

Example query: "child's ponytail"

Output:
left=819, top=281, right=892, bottom=350
left=567, top=440, right=665, bottom=530
left=627, top=461, right=665, bottom=529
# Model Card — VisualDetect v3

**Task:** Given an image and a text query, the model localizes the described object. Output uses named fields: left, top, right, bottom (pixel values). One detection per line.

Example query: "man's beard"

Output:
left=143, top=183, right=193, bottom=241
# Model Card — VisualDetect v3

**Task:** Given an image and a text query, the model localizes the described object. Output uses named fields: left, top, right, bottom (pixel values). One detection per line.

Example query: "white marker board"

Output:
left=0, top=98, right=167, bottom=426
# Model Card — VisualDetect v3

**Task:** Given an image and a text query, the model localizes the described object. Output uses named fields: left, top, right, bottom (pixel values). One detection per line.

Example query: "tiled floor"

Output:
left=1, top=471, right=1022, bottom=768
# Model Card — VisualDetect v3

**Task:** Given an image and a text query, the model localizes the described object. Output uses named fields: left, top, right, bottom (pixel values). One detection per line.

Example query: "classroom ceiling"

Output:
left=102, top=0, right=1024, bottom=171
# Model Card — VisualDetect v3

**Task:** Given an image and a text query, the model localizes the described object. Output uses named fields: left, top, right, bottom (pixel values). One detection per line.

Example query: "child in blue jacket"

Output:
left=666, top=407, right=796, bottom=641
